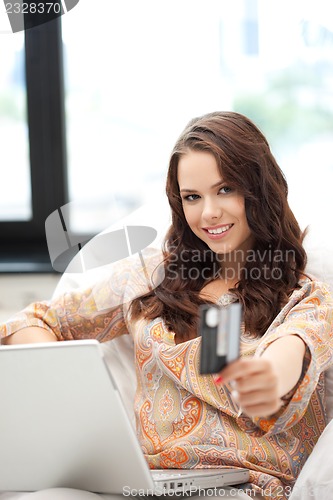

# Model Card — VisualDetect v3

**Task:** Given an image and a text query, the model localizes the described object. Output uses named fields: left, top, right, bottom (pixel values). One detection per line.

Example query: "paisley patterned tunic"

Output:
left=1, top=250, right=333, bottom=500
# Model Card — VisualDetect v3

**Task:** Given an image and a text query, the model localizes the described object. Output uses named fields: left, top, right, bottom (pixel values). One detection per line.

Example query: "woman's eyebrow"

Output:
left=180, top=180, right=224, bottom=193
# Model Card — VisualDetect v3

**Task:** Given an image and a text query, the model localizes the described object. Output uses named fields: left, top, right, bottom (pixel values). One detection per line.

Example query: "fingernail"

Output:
left=214, top=376, right=223, bottom=384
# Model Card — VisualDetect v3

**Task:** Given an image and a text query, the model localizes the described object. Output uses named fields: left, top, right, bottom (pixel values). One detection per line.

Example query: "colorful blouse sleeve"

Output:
left=0, top=248, right=164, bottom=344
left=251, top=279, right=333, bottom=435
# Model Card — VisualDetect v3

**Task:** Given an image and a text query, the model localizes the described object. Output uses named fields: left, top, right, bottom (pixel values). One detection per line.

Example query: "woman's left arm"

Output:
left=217, top=335, right=306, bottom=418
left=155, top=280, right=333, bottom=432
left=261, top=334, right=306, bottom=398
left=216, top=280, right=333, bottom=430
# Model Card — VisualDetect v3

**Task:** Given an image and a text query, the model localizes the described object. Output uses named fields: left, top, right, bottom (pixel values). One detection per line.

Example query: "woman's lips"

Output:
left=203, top=223, right=234, bottom=240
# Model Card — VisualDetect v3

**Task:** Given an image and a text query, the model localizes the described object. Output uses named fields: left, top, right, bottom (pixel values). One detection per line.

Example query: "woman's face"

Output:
left=177, top=150, right=254, bottom=257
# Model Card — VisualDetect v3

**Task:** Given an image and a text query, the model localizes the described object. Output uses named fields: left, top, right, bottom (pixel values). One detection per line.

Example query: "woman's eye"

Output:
left=219, top=186, right=233, bottom=194
left=184, top=194, right=200, bottom=202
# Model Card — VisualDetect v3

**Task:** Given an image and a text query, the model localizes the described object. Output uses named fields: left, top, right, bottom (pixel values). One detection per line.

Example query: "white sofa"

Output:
left=287, top=240, right=333, bottom=499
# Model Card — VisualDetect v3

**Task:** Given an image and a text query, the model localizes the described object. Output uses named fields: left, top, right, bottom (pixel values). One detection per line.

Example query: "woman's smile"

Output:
left=202, top=223, right=234, bottom=239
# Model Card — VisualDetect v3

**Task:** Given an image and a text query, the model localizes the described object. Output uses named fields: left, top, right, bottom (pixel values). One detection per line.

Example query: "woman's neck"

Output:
left=216, top=250, right=248, bottom=284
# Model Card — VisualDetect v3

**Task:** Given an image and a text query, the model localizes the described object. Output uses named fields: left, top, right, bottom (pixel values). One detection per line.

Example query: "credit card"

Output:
left=199, top=302, right=242, bottom=374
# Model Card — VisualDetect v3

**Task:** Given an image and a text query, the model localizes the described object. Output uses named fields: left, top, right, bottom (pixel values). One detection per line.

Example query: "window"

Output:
left=0, top=14, right=67, bottom=272
left=62, top=0, right=333, bottom=244
left=2, top=0, right=333, bottom=271
left=0, top=33, right=30, bottom=220
left=243, top=0, right=259, bottom=56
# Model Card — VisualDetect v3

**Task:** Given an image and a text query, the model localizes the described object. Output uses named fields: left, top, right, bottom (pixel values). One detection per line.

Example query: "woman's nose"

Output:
left=202, top=199, right=222, bottom=221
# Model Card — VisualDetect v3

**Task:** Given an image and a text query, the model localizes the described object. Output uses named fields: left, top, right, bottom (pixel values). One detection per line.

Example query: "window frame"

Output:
left=0, top=14, right=68, bottom=272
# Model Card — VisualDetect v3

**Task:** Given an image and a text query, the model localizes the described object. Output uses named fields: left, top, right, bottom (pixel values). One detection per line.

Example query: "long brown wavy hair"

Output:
left=130, top=111, right=307, bottom=342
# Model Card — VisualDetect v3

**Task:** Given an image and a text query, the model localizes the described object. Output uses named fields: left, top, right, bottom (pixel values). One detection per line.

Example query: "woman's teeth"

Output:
left=207, top=224, right=233, bottom=235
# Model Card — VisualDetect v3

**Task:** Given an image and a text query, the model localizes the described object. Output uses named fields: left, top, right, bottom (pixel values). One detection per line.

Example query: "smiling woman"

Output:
left=178, top=150, right=254, bottom=263
left=130, top=111, right=307, bottom=343
left=1, top=111, right=333, bottom=500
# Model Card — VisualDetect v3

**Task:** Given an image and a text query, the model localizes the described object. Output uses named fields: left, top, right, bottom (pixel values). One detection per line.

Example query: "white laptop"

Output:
left=0, top=340, right=249, bottom=494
